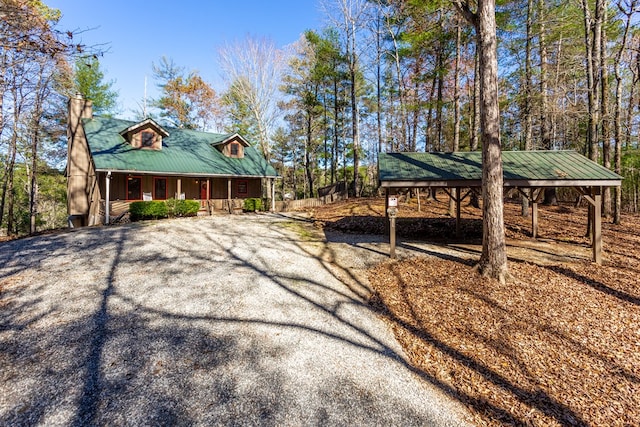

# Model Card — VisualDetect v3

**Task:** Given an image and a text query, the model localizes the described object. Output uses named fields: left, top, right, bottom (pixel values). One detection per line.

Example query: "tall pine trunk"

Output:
left=455, top=0, right=508, bottom=282
left=522, top=0, right=534, bottom=217
left=601, top=6, right=611, bottom=218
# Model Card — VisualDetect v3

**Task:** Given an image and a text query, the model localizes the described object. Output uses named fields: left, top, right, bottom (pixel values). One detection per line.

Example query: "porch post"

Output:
left=104, top=171, right=111, bottom=225
left=206, top=179, right=211, bottom=214
left=271, top=178, right=275, bottom=212
left=227, top=178, right=232, bottom=201
left=177, top=179, right=182, bottom=199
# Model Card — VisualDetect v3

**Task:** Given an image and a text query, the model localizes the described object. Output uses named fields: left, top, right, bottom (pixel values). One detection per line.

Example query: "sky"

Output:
left=48, top=0, right=324, bottom=119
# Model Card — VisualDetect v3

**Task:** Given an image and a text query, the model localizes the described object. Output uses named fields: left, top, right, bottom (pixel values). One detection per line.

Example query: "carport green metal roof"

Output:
left=378, top=151, right=622, bottom=188
left=83, top=116, right=278, bottom=178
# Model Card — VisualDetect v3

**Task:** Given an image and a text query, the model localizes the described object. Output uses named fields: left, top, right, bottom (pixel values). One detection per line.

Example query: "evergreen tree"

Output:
left=73, top=56, right=118, bottom=115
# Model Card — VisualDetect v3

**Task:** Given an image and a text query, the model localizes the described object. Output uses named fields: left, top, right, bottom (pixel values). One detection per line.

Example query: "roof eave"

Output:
left=379, top=179, right=623, bottom=188
left=95, top=168, right=277, bottom=179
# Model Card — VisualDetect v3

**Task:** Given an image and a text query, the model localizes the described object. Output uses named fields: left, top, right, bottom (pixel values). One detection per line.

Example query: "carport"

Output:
left=378, top=150, right=623, bottom=264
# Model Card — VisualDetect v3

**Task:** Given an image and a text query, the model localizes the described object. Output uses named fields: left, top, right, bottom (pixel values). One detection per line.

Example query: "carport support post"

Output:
left=532, top=202, right=538, bottom=239
left=456, top=187, right=461, bottom=238
left=591, top=187, right=602, bottom=265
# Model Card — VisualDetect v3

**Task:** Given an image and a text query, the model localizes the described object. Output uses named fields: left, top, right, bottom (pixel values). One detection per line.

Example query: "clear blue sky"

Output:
left=48, top=0, right=323, bottom=119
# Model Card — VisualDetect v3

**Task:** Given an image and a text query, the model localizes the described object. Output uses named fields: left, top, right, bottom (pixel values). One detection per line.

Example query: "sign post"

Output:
left=387, top=196, right=398, bottom=259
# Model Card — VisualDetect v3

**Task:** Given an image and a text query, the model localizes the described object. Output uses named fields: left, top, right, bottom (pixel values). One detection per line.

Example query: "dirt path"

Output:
left=0, top=214, right=470, bottom=426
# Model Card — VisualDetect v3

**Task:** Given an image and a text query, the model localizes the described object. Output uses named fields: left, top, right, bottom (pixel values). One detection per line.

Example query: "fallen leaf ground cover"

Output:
left=307, top=195, right=640, bottom=426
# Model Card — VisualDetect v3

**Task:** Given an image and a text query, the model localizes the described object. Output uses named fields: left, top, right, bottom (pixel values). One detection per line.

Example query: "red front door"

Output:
left=200, top=181, right=208, bottom=200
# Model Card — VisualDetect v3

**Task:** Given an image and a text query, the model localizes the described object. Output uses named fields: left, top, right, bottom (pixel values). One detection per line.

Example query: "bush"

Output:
left=165, top=198, right=200, bottom=217
left=129, top=201, right=168, bottom=221
left=175, top=199, right=200, bottom=217
left=243, top=198, right=263, bottom=212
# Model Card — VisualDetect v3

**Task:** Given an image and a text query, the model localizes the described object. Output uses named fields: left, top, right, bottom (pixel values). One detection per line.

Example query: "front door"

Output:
left=200, top=181, right=208, bottom=200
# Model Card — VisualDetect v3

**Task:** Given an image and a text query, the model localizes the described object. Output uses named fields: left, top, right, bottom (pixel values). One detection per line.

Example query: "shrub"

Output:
left=243, top=198, right=263, bottom=212
left=165, top=198, right=200, bottom=217
left=174, top=199, right=200, bottom=217
left=129, top=201, right=168, bottom=221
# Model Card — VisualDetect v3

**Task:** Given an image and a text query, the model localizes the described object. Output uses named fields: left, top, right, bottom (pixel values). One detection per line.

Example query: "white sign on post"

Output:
left=388, top=196, right=398, bottom=207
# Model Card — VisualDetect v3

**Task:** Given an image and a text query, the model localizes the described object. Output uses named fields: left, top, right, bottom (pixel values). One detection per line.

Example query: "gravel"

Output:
left=0, top=213, right=471, bottom=426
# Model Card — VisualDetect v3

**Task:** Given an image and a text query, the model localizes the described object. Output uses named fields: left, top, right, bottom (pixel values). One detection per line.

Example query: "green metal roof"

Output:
left=379, top=151, right=622, bottom=188
left=83, top=116, right=278, bottom=178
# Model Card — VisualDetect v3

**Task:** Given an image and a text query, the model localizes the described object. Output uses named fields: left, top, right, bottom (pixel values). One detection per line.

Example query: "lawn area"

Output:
left=307, top=195, right=640, bottom=426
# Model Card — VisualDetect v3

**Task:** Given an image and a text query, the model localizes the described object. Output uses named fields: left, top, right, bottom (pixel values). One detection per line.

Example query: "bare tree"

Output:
left=453, top=0, right=508, bottom=283
left=218, top=36, right=285, bottom=160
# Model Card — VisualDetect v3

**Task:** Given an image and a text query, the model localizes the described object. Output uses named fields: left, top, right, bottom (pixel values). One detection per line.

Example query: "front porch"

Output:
left=96, top=172, right=274, bottom=223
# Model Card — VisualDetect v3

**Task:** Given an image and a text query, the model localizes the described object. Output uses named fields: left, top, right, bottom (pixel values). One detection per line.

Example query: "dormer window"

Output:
left=141, top=131, right=154, bottom=148
left=119, top=118, right=169, bottom=150
left=212, top=133, right=249, bottom=158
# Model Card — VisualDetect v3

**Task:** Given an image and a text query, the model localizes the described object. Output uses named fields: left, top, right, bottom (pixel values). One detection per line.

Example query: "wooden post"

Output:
left=456, top=187, right=461, bottom=238
left=177, top=179, right=182, bottom=199
left=387, top=194, right=398, bottom=259
left=390, top=216, right=396, bottom=259
left=417, top=188, right=421, bottom=212
left=206, top=179, right=211, bottom=214
left=385, top=188, right=389, bottom=218
left=532, top=201, right=538, bottom=239
left=104, top=171, right=111, bottom=225
left=592, top=187, right=602, bottom=265
left=227, top=178, right=232, bottom=213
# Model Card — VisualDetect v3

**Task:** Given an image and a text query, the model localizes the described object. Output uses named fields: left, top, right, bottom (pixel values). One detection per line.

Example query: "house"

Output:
left=66, top=95, right=278, bottom=227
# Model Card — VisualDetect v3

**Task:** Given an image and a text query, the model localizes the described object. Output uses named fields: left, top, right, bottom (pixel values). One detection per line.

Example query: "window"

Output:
left=237, top=180, right=248, bottom=196
left=230, top=143, right=239, bottom=156
left=141, top=131, right=154, bottom=148
left=154, top=178, right=167, bottom=200
left=127, top=176, right=142, bottom=200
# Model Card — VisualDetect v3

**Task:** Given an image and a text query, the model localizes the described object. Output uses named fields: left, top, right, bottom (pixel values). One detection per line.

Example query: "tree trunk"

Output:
left=455, top=0, right=508, bottom=282
left=471, top=44, right=480, bottom=152
left=601, top=6, right=611, bottom=218
left=348, top=16, right=360, bottom=197
left=450, top=20, right=462, bottom=217
left=613, top=0, right=637, bottom=224
left=305, top=112, right=315, bottom=198
left=332, top=71, right=339, bottom=185
left=522, top=0, right=534, bottom=217
left=581, top=0, right=603, bottom=237
left=376, top=11, right=383, bottom=156
left=539, top=0, right=558, bottom=207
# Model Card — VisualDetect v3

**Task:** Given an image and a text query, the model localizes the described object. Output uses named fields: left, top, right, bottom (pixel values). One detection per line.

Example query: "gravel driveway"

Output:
left=0, top=214, right=470, bottom=426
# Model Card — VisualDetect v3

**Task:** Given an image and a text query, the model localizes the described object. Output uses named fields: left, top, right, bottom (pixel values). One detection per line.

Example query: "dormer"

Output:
left=214, top=133, right=250, bottom=158
left=119, top=118, right=170, bottom=150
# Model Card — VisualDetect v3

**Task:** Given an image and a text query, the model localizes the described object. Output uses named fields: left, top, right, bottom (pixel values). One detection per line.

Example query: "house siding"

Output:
left=99, top=173, right=261, bottom=202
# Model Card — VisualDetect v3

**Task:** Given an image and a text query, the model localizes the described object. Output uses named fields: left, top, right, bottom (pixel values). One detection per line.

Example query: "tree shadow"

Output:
left=0, top=216, right=461, bottom=426
left=315, top=217, right=607, bottom=426
left=545, top=264, right=640, bottom=307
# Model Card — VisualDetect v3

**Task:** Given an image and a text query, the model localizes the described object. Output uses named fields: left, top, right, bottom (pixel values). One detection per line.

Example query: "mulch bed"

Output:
left=307, top=195, right=640, bottom=426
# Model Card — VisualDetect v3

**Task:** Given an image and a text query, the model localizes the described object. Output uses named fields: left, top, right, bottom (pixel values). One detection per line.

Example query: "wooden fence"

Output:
left=275, top=183, right=348, bottom=212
